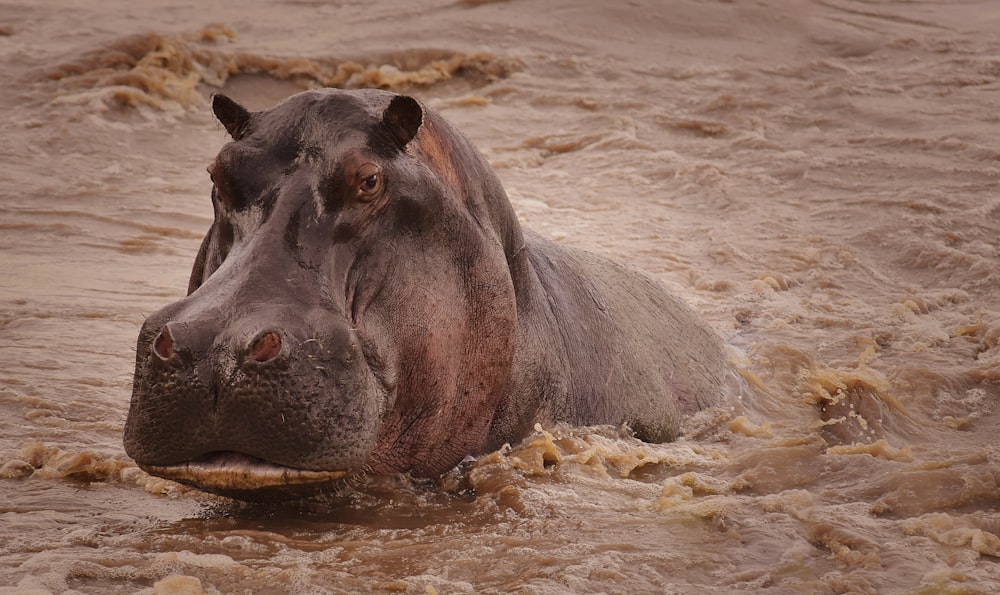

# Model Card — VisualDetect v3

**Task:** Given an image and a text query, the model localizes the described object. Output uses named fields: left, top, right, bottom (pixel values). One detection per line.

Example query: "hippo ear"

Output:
left=212, top=94, right=251, bottom=140
left=382, top=95, right=423, bottom=148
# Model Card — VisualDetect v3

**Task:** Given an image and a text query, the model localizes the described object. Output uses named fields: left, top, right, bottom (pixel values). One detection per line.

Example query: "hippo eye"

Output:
left=356, top=163, right=382, bottom=201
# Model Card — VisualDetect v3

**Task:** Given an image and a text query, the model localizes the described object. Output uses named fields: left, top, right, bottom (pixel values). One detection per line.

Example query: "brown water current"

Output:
left=2, top=0, right=1000, bottom=592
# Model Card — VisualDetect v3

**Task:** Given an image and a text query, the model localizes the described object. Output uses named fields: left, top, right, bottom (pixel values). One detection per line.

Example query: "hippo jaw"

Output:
left=139, top=452, right=352, bottom=498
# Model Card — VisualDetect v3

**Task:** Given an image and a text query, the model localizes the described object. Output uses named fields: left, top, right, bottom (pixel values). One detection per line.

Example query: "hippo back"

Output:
left=516, top=229, right=735, bottom=442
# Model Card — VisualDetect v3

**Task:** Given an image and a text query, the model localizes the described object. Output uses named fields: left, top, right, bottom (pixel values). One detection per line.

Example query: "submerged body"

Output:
left=123, top=88, right=741, bottom=499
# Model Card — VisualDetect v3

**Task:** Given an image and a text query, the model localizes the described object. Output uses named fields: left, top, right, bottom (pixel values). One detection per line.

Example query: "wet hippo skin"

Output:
left=123, top=88, right=742, bottom=499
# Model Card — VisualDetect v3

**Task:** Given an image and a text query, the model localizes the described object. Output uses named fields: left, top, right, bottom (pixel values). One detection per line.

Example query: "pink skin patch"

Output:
left=153, top=326, right=174, bottom=360
left=251, top=331, right=282, bottom=363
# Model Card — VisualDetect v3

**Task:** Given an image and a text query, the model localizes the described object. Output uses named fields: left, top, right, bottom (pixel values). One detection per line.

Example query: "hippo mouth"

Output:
left=139, top=451, right=351, bottom=495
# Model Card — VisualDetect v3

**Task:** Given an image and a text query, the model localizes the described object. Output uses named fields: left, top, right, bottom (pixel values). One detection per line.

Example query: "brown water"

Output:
left=2, top=0, right=1000, bottom=592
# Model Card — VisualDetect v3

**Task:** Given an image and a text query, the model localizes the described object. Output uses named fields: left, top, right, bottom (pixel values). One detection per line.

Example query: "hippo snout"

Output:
left=124, top=302, right=384, bottom=497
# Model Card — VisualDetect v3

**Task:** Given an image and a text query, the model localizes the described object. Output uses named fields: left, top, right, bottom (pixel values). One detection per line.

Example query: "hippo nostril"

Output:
left=250, top=331, right=282, bottom=363
left=152, top=325, right=174, bottom=360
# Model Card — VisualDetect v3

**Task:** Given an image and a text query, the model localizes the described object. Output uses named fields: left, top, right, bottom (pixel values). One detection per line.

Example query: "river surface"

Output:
left=2, top=1, right=1000, bottom=593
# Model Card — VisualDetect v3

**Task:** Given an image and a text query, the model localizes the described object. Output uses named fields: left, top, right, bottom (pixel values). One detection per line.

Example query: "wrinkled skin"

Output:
left=124, top=89, right=744, bottom=500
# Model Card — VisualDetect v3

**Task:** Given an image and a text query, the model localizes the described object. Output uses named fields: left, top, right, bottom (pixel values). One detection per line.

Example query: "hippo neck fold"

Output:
left=412, top=108, right=535, bottom=311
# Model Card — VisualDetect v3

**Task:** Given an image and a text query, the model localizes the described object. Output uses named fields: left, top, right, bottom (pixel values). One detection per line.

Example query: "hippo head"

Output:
left=124, top=89, right=526, bottom=499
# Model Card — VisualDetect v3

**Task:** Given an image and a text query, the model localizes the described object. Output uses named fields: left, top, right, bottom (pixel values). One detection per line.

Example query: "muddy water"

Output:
left=2, top=0, right=1000, bottom=592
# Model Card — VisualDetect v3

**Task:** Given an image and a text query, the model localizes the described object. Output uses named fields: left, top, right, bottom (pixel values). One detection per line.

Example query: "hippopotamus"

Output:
left=123, top=88, right=743, bottom=500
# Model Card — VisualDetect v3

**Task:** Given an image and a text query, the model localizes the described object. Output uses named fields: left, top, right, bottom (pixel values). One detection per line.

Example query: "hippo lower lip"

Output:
left=139, top=452, right=351, bottom=492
